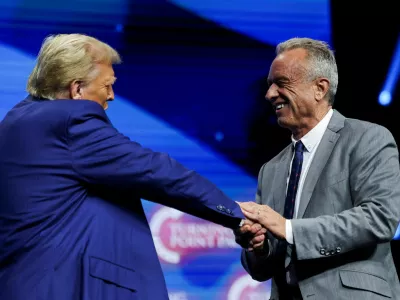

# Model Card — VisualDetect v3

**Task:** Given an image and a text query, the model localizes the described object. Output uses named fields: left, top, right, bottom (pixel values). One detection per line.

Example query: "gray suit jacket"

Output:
left=241, top=110, right=400, bottom=299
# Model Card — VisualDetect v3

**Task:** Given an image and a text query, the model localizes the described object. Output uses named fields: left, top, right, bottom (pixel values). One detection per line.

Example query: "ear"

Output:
left=314, top=78, right=329, bottom=101
left=69, top=80, right=84, bottom=99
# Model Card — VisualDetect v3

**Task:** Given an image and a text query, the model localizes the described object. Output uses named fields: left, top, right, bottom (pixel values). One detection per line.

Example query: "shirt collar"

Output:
left=291, top=109, right=333, bottom=152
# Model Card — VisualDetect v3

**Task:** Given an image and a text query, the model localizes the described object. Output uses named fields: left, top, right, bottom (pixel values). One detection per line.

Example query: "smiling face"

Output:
left=265, top=48, right=330, bottom=139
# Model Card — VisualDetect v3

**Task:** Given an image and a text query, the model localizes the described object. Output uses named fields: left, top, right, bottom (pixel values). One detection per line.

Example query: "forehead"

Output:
left=269, top=48, right=308, bottom=79
left=95, top=63, right=115, bottom=80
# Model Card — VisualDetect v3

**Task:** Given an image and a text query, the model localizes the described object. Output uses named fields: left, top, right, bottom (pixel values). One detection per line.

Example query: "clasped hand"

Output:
left=234, top=202, right=287, bottom=253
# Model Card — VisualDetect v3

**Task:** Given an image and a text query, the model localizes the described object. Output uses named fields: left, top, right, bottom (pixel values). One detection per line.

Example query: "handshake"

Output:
left=233, top=201, right=287, bottom=255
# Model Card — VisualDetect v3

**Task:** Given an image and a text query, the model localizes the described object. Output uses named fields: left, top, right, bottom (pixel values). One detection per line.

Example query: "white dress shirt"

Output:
left=285, top=109, right=333, bottom=244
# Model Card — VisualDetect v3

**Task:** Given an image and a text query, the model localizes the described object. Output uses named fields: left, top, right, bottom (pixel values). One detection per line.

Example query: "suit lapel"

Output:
left=296, top=110, right=345, bottom=218
left=273, top=145, right=293, bottom=215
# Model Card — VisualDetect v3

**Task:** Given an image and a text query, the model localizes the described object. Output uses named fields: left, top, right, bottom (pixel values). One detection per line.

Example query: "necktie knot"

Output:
left=294, top=141, right=305, bottom=153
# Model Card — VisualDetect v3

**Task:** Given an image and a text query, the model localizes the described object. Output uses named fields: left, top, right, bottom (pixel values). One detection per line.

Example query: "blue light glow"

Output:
left=378, top=90, right=392, bottom=106
left=169, top=0, right=331, bottom=45
left=379, top=34, right=400, bottom=106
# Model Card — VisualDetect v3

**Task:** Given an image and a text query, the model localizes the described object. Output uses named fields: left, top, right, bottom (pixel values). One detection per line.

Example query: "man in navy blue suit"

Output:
left=0, top=34, right=251, bottom=299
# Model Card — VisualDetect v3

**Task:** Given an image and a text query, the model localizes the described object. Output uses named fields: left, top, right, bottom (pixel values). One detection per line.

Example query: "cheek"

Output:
left=82, top=86, right=98, bottom=98
left=103, top=88, right=111, bottom=98
left=284, top=95, right=297, bottom=109
left=94, top=89, right=107, bottom=101
left=276, top=90, right=291, bottom=103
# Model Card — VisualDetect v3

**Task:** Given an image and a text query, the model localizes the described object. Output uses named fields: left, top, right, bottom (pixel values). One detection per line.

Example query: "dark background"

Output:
left=330, top=0, right=400, bottom=276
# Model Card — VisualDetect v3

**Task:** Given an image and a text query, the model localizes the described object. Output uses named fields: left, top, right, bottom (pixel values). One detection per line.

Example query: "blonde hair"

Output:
left=27, top=33, right=121, bottom=99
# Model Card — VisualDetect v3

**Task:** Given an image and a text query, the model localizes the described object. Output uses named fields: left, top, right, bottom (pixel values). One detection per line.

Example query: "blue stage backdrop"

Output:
left=0, top=1, right=347, bottom=299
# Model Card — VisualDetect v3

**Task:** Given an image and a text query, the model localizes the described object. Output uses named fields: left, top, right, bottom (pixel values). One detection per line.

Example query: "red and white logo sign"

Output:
left=150, top=206, right=239, bottom=264
left=227, top=274, right=271, bottom=300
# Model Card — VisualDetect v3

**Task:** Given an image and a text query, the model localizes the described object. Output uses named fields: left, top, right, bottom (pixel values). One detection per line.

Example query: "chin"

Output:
left=277, top=117, right=290, bottom=129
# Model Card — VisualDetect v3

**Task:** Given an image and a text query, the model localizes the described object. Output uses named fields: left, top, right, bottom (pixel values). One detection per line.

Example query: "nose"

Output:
left=265, top=83, right=279, bottom=102
left=108, top=86, right=115, bottom=101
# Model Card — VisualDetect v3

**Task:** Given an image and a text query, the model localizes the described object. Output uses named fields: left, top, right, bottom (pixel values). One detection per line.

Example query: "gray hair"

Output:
left=27, top=33, right=121, bottom=99
left=276, top=37, right=338, bottom=105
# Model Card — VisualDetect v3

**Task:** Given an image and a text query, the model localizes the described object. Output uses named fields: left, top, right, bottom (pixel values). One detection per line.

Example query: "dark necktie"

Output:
left=284, top=141, right=305, bottom=219
left=283, top=141, right=305, bottom=290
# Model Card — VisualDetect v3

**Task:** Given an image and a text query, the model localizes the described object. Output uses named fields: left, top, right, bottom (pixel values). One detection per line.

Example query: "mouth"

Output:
left=273, top=102, right=287, bottom=113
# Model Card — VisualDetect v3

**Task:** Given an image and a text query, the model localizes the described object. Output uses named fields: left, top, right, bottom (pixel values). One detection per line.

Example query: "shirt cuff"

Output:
left=285, top=219, right=294, bottom=244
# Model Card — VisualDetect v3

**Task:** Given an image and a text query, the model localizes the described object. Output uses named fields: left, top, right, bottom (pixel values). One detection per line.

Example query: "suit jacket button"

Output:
left=217, top=205, right=223, bottom=211
left=336, top=247, right=341, bottom=253
left=320, top=248, right=326, bottom=255
left=226, top=208, right=232, bottom=214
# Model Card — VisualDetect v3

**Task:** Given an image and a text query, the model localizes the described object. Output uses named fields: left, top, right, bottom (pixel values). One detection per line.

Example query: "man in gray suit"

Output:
left=236, top=37, right=400, bottom=299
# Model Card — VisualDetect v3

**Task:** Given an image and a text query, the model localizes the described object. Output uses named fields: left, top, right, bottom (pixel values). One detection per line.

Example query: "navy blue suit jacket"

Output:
left=0, top=96, right=245, bottom=300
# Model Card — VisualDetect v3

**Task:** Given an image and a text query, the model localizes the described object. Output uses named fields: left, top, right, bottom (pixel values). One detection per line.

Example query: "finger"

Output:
left=241, top=219, right=254, bottom=226
left=242, top=209, right=260, bottom=222
left=249, top=223, right=262, bottom=233
left=236, top=201, right=251, bottom=208
left=251, top=234, right=265, bottom=244
left=254, top=227, right=267, bottom=236
left=253, top=241, right=264, bottom=250
left=240, top=202, right=259, bottom=212
left=238, top=224, right=252, bottom=234
left=238, top=202, right=258, bottom=212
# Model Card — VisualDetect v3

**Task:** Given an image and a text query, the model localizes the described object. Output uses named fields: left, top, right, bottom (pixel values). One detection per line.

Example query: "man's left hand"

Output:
left=238, top=202, right=287, bottom=240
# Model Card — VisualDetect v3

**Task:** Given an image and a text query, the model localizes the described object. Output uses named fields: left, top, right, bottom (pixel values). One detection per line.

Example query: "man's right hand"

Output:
left=234, top=219, right=267, bottom=252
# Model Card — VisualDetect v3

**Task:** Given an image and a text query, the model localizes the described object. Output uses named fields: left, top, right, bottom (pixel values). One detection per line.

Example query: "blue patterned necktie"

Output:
left=283, top=140, right=306, bottom=286
left=284, top=141, right=305, bottom=219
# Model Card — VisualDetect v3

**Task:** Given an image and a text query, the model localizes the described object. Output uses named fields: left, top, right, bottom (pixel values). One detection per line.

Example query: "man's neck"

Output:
left=291, top=107, right=332, bottom=140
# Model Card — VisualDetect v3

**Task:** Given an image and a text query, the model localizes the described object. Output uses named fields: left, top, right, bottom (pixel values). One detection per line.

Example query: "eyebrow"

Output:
left=106, top=76, right=117, bottom=84
left=267, top=75, right=290, bottom=85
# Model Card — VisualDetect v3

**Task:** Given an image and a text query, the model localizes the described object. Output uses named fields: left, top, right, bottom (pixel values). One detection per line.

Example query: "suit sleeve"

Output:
left=241, top=163, right=285, bottom=281
left=67, top=102, right=244, bottom=229
left=292, top=124, right=400, bottom=260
